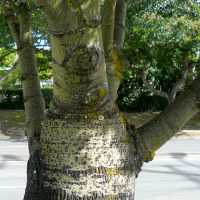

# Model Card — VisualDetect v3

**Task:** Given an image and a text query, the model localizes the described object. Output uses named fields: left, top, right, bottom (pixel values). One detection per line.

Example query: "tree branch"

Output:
left=102, top=0, right=116, bottom=62
left=113, top=0, right=128, bottom=48
left=3, top=0, right=20, bottom=45
left=102, top=0, right=130, bottom=100
left=141, top=67, right=170, bottom=101
left=3, top=0, right=46, bottom=154
left=0, top=56, right=19, bottom=84
left=135, top=49, right=170, bottom=101
left=102, top=0, right=124, bottom=100
left=0, top=49, right=17, bottom=63
left=189, top=61, right=200, bottom=68
left=169, top=56, right=191, bottom=102
left=113, top=0, right=130, bottom=70
left=129, top=75, right=200, bottom=165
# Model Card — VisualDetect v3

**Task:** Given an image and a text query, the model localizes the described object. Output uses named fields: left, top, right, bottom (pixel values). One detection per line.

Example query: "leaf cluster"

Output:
left=124, top=0, right=200, bottom=93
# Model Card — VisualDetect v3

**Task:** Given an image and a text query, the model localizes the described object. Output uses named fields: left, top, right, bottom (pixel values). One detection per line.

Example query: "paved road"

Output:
left=0, top=137, right=199, bottom=200
left=0, top=136, right=28, bottom=161
left=135, top=157, right=200, bottom=200
left=0, top=161, right=26, bottom=200
left=156, top=138, right=200, bottom=157
left=135, top=138, right=200, bottom=200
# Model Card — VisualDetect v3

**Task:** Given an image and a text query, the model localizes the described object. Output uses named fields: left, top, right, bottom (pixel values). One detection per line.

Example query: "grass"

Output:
left=123, top=111, right=200, bottom=130
left=0, top=110, right=199, bottom=136
left=0, top=110, right=25, bottom=136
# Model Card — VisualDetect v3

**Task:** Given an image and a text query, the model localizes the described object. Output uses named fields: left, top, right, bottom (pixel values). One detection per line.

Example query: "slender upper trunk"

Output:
left=3, top=0, right=46, bottom=154
left=102, top=0, right=119, bottom=101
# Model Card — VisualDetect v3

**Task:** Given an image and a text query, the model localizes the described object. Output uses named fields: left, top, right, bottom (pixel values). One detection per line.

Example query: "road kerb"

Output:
left=155, top=153, right=200, bottom=159
left=0, top=155, right=28, bottom=161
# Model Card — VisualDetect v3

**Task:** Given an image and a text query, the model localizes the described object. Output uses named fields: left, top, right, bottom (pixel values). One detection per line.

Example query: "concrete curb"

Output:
left=0, top=155, right=28, bottom=161
left=172, top=135, right=200, bottom=139
left=0, top=136, right=27, bottom=140
left=155, top=153, right=200, bottom=159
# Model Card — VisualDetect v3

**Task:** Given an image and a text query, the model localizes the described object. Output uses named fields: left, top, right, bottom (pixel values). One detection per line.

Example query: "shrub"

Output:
left=0, top=88, right=53, bottom=109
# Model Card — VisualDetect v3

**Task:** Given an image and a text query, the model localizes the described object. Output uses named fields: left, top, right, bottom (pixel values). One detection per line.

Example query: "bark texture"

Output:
left=114, top=0, right=128, bottom=48
left=24, top=0, right=138, bottom=199
left=23, top=0, right=200, bottom=199
left=3, top=0, right=46, bottom=154
left=102, top=0, right=120, bottom=101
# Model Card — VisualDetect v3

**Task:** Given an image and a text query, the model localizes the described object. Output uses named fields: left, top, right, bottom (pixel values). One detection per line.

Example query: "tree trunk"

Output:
left=23, top=0, right=200, bottom=199
left=3, top=0, right=46, bottom=154
left=23, top=0, right=137, bottom=199
left=3, top=1, right=46, bottom=198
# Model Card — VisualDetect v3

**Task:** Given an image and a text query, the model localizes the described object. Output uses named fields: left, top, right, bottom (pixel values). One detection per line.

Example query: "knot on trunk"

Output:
left=63, top=45, right=103, bottom=74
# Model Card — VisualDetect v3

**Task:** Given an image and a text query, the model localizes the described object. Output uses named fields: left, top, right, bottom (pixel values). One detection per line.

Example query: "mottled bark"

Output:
left=3, top=0, right=46, bottom=154
left=114, top=0, right=128, bottom=48
left=111, top=0, right=130, bottom=99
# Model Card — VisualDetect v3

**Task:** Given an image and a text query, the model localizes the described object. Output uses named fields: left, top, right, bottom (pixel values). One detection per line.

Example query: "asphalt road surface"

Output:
left=0, top=161, right=26, bottom=200
left=135, top=157, right=200, bottom=200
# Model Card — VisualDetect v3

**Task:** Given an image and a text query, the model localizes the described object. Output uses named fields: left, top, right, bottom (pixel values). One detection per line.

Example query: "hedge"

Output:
left=0, top=88, right=168, bottom=111
left=117, top=95, right=168, bottom=112
left=0, top=88, right=53, bottom=109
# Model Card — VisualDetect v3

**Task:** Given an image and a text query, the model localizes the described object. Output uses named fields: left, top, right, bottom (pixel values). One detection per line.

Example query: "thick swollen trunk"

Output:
left=24, top=0, right=137, bottom=199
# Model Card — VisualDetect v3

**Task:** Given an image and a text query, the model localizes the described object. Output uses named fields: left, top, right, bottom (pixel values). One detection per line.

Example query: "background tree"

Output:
left=119, top=0, right=200, bottom=107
